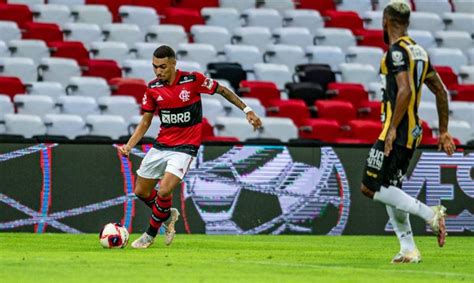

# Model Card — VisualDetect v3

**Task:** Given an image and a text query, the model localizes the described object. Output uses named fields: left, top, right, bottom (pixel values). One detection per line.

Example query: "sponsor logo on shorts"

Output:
left=367, top=148, right=384, bottom=170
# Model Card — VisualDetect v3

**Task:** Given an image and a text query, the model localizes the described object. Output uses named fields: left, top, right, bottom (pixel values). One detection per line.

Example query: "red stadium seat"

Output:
left=109, top=77, right=147, bottom=104
left=82, top=59, right=122, bottom=81
left=161, top=7, right=205, bottom=32
left=315, top=100, right=356, bottom=125
left=354, top=29, right=387, bottom=51
left=86, top=0, right=132, bottom=22
left=0, top=76, right=25, bottom=101
left=266, top=99, right=310, bottom=126
left=203, top=136, right=239, bottom=142
left=131, top=0, right=172, bottom=14
left=173, top=0, right=218, bottom=11
left=0, top=4, right=32, bottom=29
left=22, top=22, right=63, bottom=43
left=327, top=82, right=369, bottom=110
left=434, top=66, right=458, bottom=90
left=333, top=138, right=366, bottom=144
left=347, top=119, right=382, bottom=144
left=201, top=117, right=214, bottom=139
left=239, top=81, right=280, bottom=107
left=358, top=100, right=381, bottom=121
left=299, top=118, right=340, bottom=142
left=48, top=41, right=90, bottom=66
left=324, top=11, right=364, bottom=32
left=421, top=120, right=433, bottom=139
left=450, top=84, right=474, bottom=102
left=297, top=0, right=336, bottom=14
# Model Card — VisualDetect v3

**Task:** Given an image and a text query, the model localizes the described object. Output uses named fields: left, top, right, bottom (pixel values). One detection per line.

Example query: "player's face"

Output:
left=152, top=56, right=176, bottom=83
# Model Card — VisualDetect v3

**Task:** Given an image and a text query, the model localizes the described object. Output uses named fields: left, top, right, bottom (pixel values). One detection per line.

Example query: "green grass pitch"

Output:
left=1, top=234, right=473, bottom=283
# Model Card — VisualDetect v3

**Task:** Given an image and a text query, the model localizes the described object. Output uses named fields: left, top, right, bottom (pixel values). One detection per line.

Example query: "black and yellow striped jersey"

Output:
left=378, top=36, right=437, bottom=149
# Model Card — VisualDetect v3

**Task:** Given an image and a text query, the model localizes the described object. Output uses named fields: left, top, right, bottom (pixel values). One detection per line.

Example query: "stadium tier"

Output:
left=0, top=0, right=473, bottom=144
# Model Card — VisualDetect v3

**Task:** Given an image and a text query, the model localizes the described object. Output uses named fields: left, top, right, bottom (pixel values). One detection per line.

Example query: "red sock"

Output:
left=148, top=195, right=172, bottom=233
left=135, top=189, right=157, bottom=209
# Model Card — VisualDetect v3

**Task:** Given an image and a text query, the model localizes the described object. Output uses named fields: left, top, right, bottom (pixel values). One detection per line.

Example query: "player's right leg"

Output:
left=132, top=176, right=159, bottom=249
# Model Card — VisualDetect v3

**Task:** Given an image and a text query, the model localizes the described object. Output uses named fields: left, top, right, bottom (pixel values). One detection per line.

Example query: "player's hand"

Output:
left=438, top=132, right=456, bottom=156
left=119, top=144, right=132, bottom=157
left=384, top=127, right=396, bottom=157
left=246, top=111, right=262, bottom=131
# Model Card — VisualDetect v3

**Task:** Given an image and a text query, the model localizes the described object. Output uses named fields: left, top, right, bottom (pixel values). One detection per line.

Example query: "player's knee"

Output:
left=134, top=184, right=150, bottom=199
left=360, top=184, right=375, bottom=199
left=157, top=187, right=172, bottom=198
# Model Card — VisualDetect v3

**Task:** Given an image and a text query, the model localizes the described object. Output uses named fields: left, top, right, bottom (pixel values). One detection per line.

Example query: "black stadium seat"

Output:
left=285, top=82, right=327, bottom=106
left=294, top=64, right=336, bottom=91
left=207, top=62, right=247, bottom=91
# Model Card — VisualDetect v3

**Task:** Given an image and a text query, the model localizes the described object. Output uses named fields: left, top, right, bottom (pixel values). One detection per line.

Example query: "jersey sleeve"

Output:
left=387, top=45, right=410, bottom=74
left=141, top=88, right=157, bottom=113
left=193, top=72, right=219, bottom=95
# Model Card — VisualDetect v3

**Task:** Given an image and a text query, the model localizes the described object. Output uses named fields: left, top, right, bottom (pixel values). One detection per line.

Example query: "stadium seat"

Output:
left=82, top=59, right=122, bottom=81
left=261, top=0, right=295, bottom=12
left=429, top=48, right=468, bottom=73
left=31, top=4, right=72, bottom=28
left=0, top=3, right=32, bottom=29
left=191, top=25, right=231, bottom=53
left=259, top=117, right=298, bottom=142
left=145, top=24, right=188, bottom=50
left=43, top=113, right=87, bottom=139
left=130, top=0, right=172, bottom=15
left=367, top=81, right=384, bottom=101
left=0, top=57, right=36, bottom=83
left=327, top=82, right=369, bottom=110
left=102, top=23, right=143, bottom=48
left=407, top=30, right=437, bottom=49
left=358, top=100, right=381, bottom=121
left=66, top=76, right=111, bottom=99
left=414, top=0, right=452, bottom=16
left=63, top=23, right=103, bottom=49
left=347, top=119, right=382, bottom=144
left=434, top=66, right=459, bottom=89
left=97, top=96, right=139, bottom=121
left=14, top=94, right=56, bottom=118
left=0, top=94, right=14, bottom=122
left=435, top=31, right=473, bottom=52
left=0, top=76, right=25, bottom=101
left=263, top=44, right=307, bottom=72
left=337, top=0, right=372, bottom=15
left=4, top=113, right=46, bottom=138
left=299, top=118, right=340, bottom=142
left=207, top=62, right=246, bottom=91
left=282, top=9, right=324, bottom=35
left=38, top=57, right=81, bottom=86
left=451, top=84, right=474, bottom=102
left=315, top=100, right=356, bottom=125
left=119, top=5, right=159, bottom=35
left=130, top=42, right=160, bottom=60
left=272, top=27, right=313, bottom=49
left=56, top=95, right=100, bottom=118
left=324, top=11, right=364, bottom=33
left=201, top=97, right=226, bottom=125
left=8, top=39, right=49, bottom=65
left=410, top=12, right=444, bottom=33
left=8, top=0, right=45, bottom=7
left=339, top=63, right=379, bottom=89
left=285, top=82, right=326, bottom=106
left=48, top=0, right=85, bottom=5
left=48, top=41, right=89, bottom=66
left=443, top=13, right=474, bottom=34
left=90, top=41, right=130, bottom=65
left=201, top=7, right=241, bottom=33
left=0, top=21, right=21, bottom=43
left=241, top=8, right=282, bottom=30
left=354, top=29, right=386, bottom=51
left=253, top=63, right=292, bottom=90
left=109, top=77, right=146, bottom=104
left=305, top=46, right=345, bottom=71
left=122, top=59, right=154, bottom=82
left=418, top=101, right=438, bottom=127
left=173, top=0, right=218, bottom=11
left=297, top=0, right=336, bottom=14
left=176, top=43, right=218, bottom=70
left=346, top=46, right=384, bottom=71
left=295, top=64, right=335, bottom=90
left=176, top=60, right=204, bottom=73
left=452, top=0, right=474, bottom=13
left=313, top=28, right=357, bottom=51
left=22, top=22, right=63, bottom=43
left=161, top=7, right=204, bottom=32
left=232, top=26, right=273, bottom=52
left=218, top=0, right=255, bottom=13
left=85, top=114, right=128, bottom=140
left=85, top=0, right=129, bottom=22
left=25, top=81, right=65, bottom=100
left=129, top=114, right=161, bottom=138
left=225, top=97, right=266, bottom=118
left=362, top=11, right=383, bottom=31
left=449, top=101, right=474, bottom=128
left=239, top=80, right=280, bottom=107
left=266, top=99, right=310, bottom=126
left=70, top=4, right=112, bottom=26
left=215, top=116, right=259, bottom=140
left=223, top=44, right=262, bottom=72
left=460, top=66, right=474, bottom=84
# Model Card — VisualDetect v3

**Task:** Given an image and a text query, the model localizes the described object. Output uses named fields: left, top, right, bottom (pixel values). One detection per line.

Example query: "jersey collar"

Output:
left=169, top=69, right=181, bottom=86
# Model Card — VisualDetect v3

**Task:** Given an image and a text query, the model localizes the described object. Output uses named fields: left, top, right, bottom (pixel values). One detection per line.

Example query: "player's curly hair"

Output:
left=153, top=45, right=176, bottom=59
left=384, top=0, right=411, bottom=26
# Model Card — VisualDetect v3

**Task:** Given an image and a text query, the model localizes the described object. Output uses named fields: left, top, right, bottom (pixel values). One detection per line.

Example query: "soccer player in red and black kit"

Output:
left=360, top=2, right=456, bottom=263
left=119, top=45, right=262, bottom=248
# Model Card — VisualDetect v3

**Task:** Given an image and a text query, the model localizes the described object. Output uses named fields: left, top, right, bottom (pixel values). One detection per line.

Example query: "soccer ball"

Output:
left=99, top=223, right=129, bottom=249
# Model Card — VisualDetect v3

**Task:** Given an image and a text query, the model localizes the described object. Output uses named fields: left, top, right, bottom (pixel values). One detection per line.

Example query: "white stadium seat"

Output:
left=224, top=44, right=263, bottom=71
left=177, top=43, right=218, bottom=70
left=56, top=95, right=100, bottom=118
left=97, top=96, right=140, bottom=121
left=434, top=31, right=473, bottom=52
left=0, top=95, right=14, bottom=121
left=8, top=39, right=50, bottom=65
left=145, top=25, right=188, bottom=50
left=63, top=23, right=103, bottom=48
left=460, top=66, right=474, bottom=84
left=253, top=63, right=292, bottom=90
left=0, top=21, right=21, bottom=43
left=8, top=0, right=44, bottom=6
left=410, top=12, right=445, bottom=33
left=313, top=28, right=357, bottom=51
left=31, top=4, right=72, bottom=28
left=122, top=59, right=155, bottom=82
left=259, top=117, right=297, bottom=142
left=70, top=5, right=112, bottom=26
left=273, top=27, right=313, bottom=49
left=443, top=13, right=474, bottom=34
left=418, top=101, right=438, bottom=127
left=66, top=76, right=111, bottom=99
left=102, top=23, right=143, bottom=48
left=450, top=101, right=474, bottom=129
left=408, top=30, right=437, bottom=49
left=339, top=63, right=379, bottom=89
left=191, top=25, right=231, bottom=53
left=215, top=116, right=259, bottom=140
left=4, top=114, right=46, bottom=138
left=176, top=60, right=204, bottom=73
left=363, top=11, right=383, bottom=30
left=44, top=114, right=88, bottom=139
left=90, top=41, right=130, bottom=65
left=467, top=47, right=474, bottom=65
left=263, top=44, right=307, bottom=72
left=0, top=41, right=8, bottom=58
left=119, top=6, right=159, bottom=35
left=305, top=46, right=346, bottom=71
left=337, top=0, right=372, bottom=15
left=241, top=8, right=282, bottom=30
left=25, top=81, right=66, bottom=100
left=225, top=97, right=265, bottom=118
left=219, top=0, right=255, bottom=13
left=38, top=57, right=81, bottom=86
left=282, top=9, right=324, bottom=35
left=261, top=0, right=295, bottom=12
left=0, top=57, right=36, bottom=83
left=201, top=97, right=226, bottom=125
left=201, top=7, right=241, bottom=32
left=14, top=95, right=56, bottom=118
left=375, top=0, right=412, bottom=10
left=428, top=48, right=468, bottom=73
left=453, top=0, right=474, bottom=13
left=232, top=26, right=274, bottom=52
left=129, top=115, right=161, bottom=138
left=346, top=46, right=384, bottom=71
left=414, top=0, right=452, bottom=16
left=131, top=42, right=161, bottom=60
left=47, top=0, right=85, bottom=6
left=85, top=115, right=128, bottom=140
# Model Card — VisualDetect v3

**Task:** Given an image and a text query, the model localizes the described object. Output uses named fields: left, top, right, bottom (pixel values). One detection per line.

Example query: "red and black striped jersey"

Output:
left=142, top=70, right=218, bottom=156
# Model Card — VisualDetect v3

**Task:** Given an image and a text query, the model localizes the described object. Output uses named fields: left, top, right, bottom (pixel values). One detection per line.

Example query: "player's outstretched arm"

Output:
left=119, top=112, right=154, bottom=157
left=424, top=73, right=456, bottom=155
left=216, top=84, right=262, bottom=131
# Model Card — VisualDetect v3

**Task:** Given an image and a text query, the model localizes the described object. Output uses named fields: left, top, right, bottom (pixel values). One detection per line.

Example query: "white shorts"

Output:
left=137, top=148, right=194, bottom=180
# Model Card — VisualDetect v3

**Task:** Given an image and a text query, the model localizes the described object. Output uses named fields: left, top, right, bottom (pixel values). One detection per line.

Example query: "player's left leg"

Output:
left=386, top=205, right=421, bottom=263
